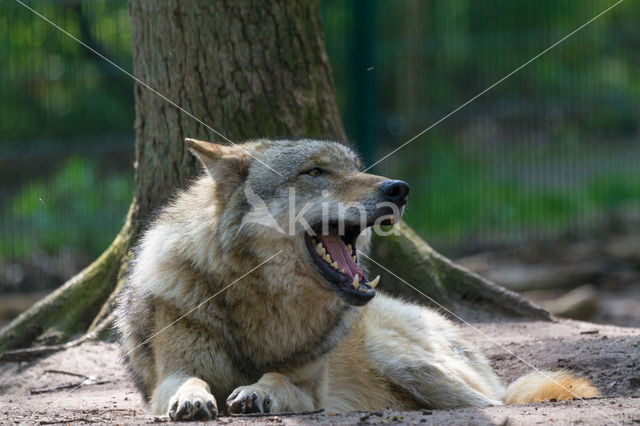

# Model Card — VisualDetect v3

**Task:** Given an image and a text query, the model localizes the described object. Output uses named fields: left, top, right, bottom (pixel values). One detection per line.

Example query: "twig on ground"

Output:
left=30, top=379, right=109, bottom=395
left=229, top=408, right=325, bottom=418
left=43, top=369, right=88, bottom=379
left=38, top=418, right=99, bottom=425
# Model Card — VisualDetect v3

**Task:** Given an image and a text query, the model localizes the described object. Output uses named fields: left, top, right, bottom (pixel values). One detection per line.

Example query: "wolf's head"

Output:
left=186, top=138, right=409, bottom=307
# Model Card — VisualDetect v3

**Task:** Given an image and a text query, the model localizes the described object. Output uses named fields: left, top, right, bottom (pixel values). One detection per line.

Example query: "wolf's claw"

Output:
left=227, top=387, right=275, bottom=414
left=168, top=387, right=217, bottom=421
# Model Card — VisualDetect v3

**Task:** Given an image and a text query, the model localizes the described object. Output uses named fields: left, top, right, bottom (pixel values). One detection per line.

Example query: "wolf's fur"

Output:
left=115, top=139, right=597, bottom=420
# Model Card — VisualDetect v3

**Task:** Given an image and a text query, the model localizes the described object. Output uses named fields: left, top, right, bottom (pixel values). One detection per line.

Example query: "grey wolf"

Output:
left=115, top=138, right=598, bottom=421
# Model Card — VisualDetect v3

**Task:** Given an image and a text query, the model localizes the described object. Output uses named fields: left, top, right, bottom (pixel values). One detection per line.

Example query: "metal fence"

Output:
left=325, top=0, right=640, bottom=253
left=1, top=0, right=639, bottom=291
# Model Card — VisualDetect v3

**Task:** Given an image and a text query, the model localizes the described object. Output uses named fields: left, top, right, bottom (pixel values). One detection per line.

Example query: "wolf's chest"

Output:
left=224, top=300, right=359, bottom=372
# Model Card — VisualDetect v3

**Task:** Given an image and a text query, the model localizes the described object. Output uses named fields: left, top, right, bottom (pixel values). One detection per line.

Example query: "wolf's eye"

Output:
left=304, top=168, right=324, bottom=177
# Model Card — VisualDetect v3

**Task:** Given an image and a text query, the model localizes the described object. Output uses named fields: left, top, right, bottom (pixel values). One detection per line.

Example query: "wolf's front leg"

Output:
left=152, top=373, right=217, bottom=421
left=226, top=372, right=315, bottom=414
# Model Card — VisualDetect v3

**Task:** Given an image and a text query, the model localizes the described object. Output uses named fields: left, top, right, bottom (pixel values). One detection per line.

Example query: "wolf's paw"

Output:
left=226, top=386, right=276, bottom=414
left=168, top=384, right=217, bottom=421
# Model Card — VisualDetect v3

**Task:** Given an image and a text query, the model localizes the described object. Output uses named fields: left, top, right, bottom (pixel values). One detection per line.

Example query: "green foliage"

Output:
left=1, top=157, right=132, bottom=258
left=0, top=0, right=133, bottom=145
left=321, top=0, right=640, bottom=252
left=589, top=176, right=640, bottom=208
left=397, top=138, right=640, bottom=251
left=322, top=0, right=640, bottom=145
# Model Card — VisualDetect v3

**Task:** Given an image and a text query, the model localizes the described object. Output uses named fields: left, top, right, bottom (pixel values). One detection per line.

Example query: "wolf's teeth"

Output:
left=368, top=275, right=380, bottom=289
left=322, top=254, right=331, bottom=263
left=346, top=244, right=352, bottom=254
left=340, top=268, right=346, bottom=274
left=315, top=243, right=326, bottom=256
left=351, top=255, right=357, bottom=263
left=331, top=261, right=339, bottom=269
left=352, top=275, right=360, bottom=289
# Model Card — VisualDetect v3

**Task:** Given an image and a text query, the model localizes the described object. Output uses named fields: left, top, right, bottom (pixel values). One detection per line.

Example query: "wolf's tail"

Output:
left=503, top=371, right=599, bottom=404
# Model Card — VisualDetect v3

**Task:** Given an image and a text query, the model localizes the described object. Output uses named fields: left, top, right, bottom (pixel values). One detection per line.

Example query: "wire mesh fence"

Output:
left=324, top=0, right=640, bottom=254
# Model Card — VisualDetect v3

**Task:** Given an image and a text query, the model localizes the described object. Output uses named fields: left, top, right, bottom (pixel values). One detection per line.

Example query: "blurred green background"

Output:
left=1, top=0, right=639, bottom=294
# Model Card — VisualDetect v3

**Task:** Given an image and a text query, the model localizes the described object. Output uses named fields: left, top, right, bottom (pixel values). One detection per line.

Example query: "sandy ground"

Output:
left=1, top=318, right=639, bottom=425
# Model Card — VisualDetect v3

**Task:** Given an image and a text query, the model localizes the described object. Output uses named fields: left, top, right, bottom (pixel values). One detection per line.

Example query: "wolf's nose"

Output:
left=379, top=180, right=410, bottom=206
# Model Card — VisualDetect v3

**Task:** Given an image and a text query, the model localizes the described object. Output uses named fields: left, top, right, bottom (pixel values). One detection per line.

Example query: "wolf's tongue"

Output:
left=317, top=235, right=364, bottom=280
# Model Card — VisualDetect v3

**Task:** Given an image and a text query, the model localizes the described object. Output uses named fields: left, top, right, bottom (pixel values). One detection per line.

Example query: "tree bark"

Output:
left=129, top=0, right=346, bottom=220
left=0, top=0, right=548, bottom=356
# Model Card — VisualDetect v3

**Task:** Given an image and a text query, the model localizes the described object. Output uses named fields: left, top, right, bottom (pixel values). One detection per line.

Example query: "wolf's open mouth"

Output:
left=304, top=225, right=379, bottom=306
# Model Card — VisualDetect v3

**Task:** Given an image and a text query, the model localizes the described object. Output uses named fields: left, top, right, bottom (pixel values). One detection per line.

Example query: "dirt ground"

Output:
left=1, top=318, right=639, bottom=425
left=2, top=233, right=639, bottom=424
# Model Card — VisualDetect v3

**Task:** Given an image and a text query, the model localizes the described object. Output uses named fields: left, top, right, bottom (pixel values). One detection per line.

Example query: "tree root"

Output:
left=0, top=311, right=116, bottom=362
left=370, top=222, right=550, bottom=320
left=0, top=206, right=135, bottom=356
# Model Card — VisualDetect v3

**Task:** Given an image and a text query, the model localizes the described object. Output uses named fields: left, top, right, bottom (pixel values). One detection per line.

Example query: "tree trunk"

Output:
left=0, top=0, right=547, bottom=358
left=128, top=0, right=347, bottom=220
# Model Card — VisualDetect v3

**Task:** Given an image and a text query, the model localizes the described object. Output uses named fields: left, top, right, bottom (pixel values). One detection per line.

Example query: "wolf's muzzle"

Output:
left=379, top=180, right=410, bottom=207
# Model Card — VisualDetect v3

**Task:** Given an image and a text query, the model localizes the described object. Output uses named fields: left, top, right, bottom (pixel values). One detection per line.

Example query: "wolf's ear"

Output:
left=185, top=138, right=249, bottom=190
